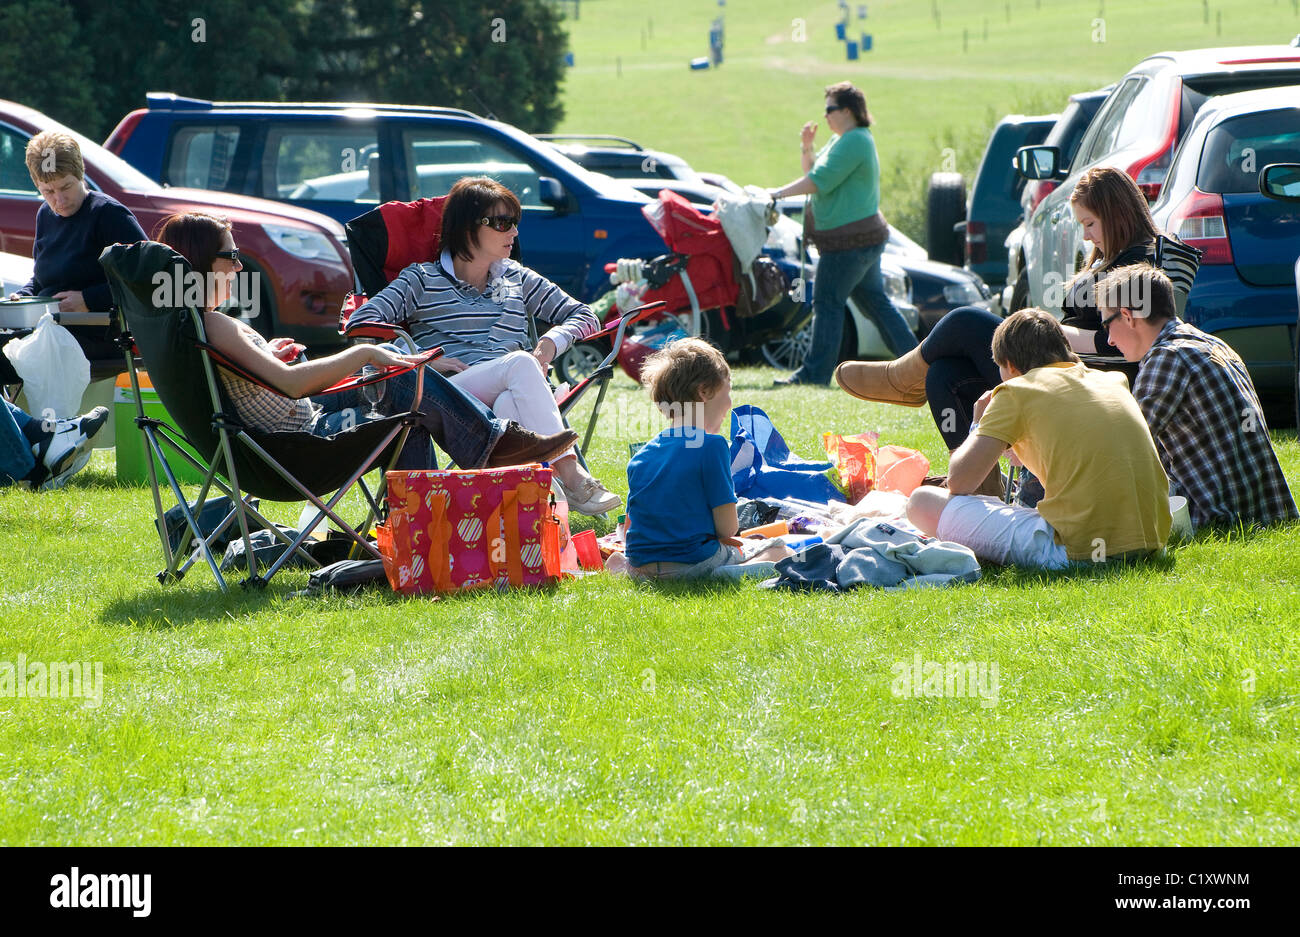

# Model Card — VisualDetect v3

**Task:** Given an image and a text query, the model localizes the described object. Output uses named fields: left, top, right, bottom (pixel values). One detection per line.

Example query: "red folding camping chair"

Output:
left=338, top=197, right=663, bottom=457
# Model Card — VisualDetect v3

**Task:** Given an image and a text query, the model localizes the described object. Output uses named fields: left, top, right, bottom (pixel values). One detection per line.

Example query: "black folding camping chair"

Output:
left=100, top=241, right=438, bottom=592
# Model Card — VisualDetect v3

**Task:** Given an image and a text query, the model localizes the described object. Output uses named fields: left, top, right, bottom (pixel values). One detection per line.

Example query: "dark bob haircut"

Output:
left=824, top=81, right=872, bottom=128
left=154, top=211, right=231, bottom=275
left=440, top=176, right=523, bottom=263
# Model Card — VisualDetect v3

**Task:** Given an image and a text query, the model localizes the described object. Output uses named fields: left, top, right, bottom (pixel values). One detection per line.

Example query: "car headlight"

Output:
left=261, top=224, right=337, bottom=261
left=883, top=269, right=912, bottom=304
left=943, top=281, right=984, bottom=305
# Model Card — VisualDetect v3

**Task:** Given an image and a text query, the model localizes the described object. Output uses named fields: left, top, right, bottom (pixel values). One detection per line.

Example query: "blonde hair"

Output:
left=25, top=131, right=84, bottom=184
left=640, top=338, right=730, bottom=409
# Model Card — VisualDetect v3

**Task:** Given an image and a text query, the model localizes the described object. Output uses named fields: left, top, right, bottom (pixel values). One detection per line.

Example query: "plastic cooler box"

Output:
left=113, top=371, right=206, bottom=484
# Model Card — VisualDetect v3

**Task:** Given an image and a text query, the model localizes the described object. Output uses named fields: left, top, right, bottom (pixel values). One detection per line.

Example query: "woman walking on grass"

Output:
left=766, top=81, right=916, bottom=387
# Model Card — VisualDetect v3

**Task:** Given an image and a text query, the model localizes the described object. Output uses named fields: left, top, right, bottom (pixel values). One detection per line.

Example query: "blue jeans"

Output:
left=1, top=400, right=36, bottom=485
left=795, top=242, right=918, bottom=385
left=919, top=306, right=1002, bottom=450
left=311, top=356, right=506, bottom=470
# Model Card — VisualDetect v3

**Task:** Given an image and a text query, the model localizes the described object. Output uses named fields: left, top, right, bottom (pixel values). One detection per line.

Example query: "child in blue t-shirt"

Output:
left=625, top=338, right=789, bottom=580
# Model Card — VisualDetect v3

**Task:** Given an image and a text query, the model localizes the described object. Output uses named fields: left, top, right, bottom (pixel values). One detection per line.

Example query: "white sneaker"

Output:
left=33, top=406, right=108, bottom=491
left=565, top=476, right=622, bottom=516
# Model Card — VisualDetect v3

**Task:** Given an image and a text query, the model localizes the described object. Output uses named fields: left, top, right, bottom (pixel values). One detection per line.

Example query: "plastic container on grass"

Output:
left=113, top=371, right=206, bottom=484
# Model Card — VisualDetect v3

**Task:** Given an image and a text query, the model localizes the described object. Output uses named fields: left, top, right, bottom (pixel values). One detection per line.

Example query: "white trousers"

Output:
left=448, top=350, right=571, bottom=454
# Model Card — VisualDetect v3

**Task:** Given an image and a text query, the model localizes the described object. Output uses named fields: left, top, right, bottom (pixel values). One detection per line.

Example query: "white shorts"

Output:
left=936, top=495, right=1070, bottom=570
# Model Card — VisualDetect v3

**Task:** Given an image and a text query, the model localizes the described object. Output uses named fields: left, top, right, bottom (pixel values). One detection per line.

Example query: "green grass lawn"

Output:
left=557, top=0, right=1294, bottom=243
left=2, top=369, right=1298, bottom=845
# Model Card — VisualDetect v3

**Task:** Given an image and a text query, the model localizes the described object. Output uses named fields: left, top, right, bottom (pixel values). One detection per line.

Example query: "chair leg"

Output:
left=145, top=425, right=228, bottom=591
left=1004, top=463, right=1019, bottom=504
left=580, top=378, right=611, bottom=454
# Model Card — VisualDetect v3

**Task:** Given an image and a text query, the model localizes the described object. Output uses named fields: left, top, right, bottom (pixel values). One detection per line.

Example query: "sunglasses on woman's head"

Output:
left=479, top=215, right=520, bottom=232
left=215, top=249, right=240, bottom=263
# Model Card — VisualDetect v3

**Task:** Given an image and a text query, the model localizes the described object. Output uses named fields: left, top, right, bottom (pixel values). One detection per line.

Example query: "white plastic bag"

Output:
left=2, top=312, right=90, bottom=419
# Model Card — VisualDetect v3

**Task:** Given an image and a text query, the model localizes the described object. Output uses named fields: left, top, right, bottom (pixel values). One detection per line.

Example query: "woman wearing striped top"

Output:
left=348, top=176, right=620, bottom=515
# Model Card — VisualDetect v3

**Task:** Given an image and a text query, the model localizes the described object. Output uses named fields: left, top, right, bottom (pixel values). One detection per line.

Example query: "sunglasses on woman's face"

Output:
left=824, top=104, right=844, bottom=115
left=479, top=215, right=520, bottom=232
left=215, top=249, right=241, bottom=264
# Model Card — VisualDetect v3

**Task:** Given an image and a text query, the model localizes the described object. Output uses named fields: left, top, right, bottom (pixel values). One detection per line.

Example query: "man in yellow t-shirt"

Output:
left=906, top=309, right=1170, bottom=568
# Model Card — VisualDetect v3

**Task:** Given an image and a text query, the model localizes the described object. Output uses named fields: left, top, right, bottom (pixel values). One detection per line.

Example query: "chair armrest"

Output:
left=341, top=321, right=422, bottom=354
left=315, top=347, right=443, bottom=396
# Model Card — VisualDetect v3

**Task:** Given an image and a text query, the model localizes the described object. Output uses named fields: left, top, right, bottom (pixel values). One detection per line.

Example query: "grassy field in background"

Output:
left=1, top=372, right=1299, bottom=845
left=556, top=0, right=1294, bottom=242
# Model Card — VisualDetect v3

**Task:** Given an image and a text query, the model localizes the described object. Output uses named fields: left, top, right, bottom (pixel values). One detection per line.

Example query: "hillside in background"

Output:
left=556, top=0, right=1293, bottom=243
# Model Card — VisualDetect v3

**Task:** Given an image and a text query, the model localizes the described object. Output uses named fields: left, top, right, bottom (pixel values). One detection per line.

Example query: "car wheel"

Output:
left=553, top=339, right=607, bottom=385
left=761, top=319, right=813, bottom=371
left=926, top=171, right=967, bottom=267
left=1009, top=265, right=1030, bottom=313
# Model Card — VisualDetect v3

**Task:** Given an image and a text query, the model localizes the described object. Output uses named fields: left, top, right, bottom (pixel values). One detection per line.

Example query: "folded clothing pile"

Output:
left=762, top=517, right=981, bottom=592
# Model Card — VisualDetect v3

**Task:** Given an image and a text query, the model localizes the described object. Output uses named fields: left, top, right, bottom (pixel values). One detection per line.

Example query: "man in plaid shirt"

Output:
left=1099, top=265, right=1297, bottom=529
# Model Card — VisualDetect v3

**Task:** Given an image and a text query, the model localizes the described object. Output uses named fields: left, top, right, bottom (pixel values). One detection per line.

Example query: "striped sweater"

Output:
left=349, top=249, right=599, bottom=367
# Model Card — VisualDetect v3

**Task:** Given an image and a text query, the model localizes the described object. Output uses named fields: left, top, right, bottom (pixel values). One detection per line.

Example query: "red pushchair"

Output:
left=595, top=190, right=807, bottom=381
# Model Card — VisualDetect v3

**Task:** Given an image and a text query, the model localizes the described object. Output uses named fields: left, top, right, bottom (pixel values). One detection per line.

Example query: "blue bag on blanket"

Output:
left=729, top=405, right=845, bottom=504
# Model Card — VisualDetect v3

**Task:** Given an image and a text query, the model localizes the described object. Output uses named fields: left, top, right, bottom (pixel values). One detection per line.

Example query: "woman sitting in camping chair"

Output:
left=155, top=211, right=578, bottom=470
left=345, top=176, right=620, bottom=516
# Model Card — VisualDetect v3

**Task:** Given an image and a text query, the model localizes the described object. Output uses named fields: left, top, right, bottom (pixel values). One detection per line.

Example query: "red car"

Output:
left=0, top=98, right=354, bottom=348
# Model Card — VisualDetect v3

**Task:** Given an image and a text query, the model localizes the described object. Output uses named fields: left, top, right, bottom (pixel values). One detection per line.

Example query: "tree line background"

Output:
left=0, top=0, right=569, bottom=139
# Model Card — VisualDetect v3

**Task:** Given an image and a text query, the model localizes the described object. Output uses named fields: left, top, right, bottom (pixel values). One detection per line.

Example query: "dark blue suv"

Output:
left=105, top=94, right=668, bottom=302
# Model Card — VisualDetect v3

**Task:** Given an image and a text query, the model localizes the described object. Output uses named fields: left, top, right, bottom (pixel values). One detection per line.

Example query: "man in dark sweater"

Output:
left=8, top=130, right=146, bottom=323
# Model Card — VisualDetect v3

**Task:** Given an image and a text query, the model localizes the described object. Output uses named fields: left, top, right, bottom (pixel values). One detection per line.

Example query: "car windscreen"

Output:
left=1197, top=108, right=1300, bottom=193
left=1047, top=97, right=1106, bottom=170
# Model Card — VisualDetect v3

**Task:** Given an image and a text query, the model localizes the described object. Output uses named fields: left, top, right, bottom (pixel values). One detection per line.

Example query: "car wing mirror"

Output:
left=1259, top=163, right=1300, bottom=202
left=1014, top=145, right=1060, bottom=182
left=538, top=176, right=570, bottom=213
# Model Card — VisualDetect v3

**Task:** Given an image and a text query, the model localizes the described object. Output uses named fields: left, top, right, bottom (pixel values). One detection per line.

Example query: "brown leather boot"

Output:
left=486, top=424, right=579, bottom=467
left=834, top=345, right=929, bottom=407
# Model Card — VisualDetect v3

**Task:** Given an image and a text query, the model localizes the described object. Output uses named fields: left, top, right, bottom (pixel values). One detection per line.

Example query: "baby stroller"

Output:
left=557, top=190, right=812, bottom=383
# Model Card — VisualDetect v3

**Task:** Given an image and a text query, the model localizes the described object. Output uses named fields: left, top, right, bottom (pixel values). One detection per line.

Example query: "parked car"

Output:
left=926, top=112, right=1057, bottom=286
left=106, top=95, right=672, bottom=305
left=606, top=175, right=734, bottom=209
left=0, top=249, right=32, bottom=298
left=1148, top=86, right=1300, bottom=421
left=759, top=225, right=993, bottom=371
left=1003, top=86, right=1113, bottom=312
left=769, top=200, right=993, bottom=339
left=1256, top=162, right=1300, bottom=426
left=0, top=98, right=355, bottom=349
left=759, top=252, right=920, bottom=372
left=535, top=134, right=703, bottom=185
left=1012, top=45, right=1300, bottom=316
